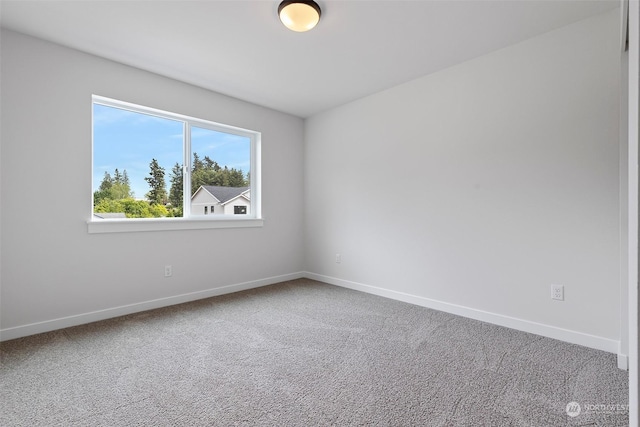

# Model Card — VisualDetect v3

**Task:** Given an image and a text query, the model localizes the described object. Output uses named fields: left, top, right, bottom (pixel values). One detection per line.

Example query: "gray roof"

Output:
left=93, top=212, right=127, bottom=219
left=200, top=186, right=249, bottom=204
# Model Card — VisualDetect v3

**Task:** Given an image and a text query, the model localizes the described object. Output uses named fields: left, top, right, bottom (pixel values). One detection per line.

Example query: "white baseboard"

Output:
left=0, top=272, right=305, bottom=342
left=305, top=272, right=624, bottom=361
left=617, top=353, right=629, bottom=370
left=1, top=270, right=628, bottom=371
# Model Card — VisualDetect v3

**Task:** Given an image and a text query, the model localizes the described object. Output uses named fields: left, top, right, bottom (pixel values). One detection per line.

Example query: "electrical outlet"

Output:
left=165, top=265, right=173, bottom=277
left=335, top=254, right=341, bottom=264
left=551, top=284, right=564, bottom=301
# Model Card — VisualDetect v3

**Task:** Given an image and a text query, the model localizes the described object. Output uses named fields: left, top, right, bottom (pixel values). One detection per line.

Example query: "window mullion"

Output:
left=183, top=121, right=191, bottom=217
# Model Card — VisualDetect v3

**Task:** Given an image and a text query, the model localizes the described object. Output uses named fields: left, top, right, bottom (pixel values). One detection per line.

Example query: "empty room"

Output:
left=1, top=1, right=638, bottom=426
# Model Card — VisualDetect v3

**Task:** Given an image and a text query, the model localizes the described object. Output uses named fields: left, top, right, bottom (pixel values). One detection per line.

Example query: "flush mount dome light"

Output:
left=278, top=0, right=321, bottom=32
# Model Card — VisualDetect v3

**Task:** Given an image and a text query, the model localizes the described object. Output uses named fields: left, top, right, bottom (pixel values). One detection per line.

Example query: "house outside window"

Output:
left=192, top=186, right=250, bottom=215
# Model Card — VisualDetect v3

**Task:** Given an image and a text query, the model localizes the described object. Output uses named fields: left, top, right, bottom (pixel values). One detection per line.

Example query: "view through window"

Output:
left=92, top=96, right=258, bottom=220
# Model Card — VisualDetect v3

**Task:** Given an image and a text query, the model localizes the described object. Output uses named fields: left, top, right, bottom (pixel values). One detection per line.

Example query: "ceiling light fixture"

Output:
left=278, top=0, right=321, bottom=32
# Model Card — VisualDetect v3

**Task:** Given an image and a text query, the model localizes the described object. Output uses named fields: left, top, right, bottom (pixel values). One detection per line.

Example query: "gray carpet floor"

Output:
left=0, top=279, right=629, bottom=426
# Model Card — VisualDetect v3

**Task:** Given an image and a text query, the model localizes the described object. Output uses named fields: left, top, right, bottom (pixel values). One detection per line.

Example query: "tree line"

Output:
left=94, top=153, right=248, bottom=218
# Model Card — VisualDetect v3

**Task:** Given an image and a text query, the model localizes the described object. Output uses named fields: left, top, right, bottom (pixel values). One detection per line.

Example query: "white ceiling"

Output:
left=0, top=0, right=620, bottom=118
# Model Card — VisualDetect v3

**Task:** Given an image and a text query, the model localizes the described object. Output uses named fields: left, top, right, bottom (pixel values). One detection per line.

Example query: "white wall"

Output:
left=0, top=30, right=305, bottom=338
left=305, top=9, right=623, bottom=352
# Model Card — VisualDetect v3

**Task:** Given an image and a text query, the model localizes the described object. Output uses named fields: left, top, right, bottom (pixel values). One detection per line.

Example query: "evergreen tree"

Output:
left=99, top=171, right=113, bottom=191
left=93, top=169, right=134, bottom=205
left=193, top=153, right=203, bottom=172
left=191, top=153, right=215, bottom=194
left=110, top=169, right=131, bottom=199
left=113, top=168, right=123, bottom=184
left=189, top=152, right=248, bottom=194
left=93, top=171, right=113, bottom=205
left=169, top=163, right=183, bottom=208
left=228, top=168, right=246, bottom=187
left=203, top=156, right=220, bottom=171
left=220, top=166, right=231, bottom=187
left=145, top=158, right=167, bottom=205
left=121, top=170, right=133, bottom=198
left=122, top=170, right=131, bottom=187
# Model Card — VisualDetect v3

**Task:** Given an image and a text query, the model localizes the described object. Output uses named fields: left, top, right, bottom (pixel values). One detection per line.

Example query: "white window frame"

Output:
left=88, top=95, right=262, bottom=234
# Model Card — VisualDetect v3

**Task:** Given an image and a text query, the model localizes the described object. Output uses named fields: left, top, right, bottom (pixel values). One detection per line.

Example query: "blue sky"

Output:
left=93, top=103, right=250, bottom=199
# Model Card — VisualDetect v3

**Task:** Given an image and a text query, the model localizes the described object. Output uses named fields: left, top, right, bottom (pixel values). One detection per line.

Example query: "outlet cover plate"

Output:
left=551, top=284, right=564, bottom=301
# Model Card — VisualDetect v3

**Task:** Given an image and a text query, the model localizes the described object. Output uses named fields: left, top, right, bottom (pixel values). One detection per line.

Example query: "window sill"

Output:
left=87, top=217, right=264, bottom=234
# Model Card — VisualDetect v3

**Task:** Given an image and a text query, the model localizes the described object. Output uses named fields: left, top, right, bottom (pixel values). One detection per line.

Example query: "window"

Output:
left=234, top=206, right=247, bottom=215
left=90, top=96, right=261, bottom=233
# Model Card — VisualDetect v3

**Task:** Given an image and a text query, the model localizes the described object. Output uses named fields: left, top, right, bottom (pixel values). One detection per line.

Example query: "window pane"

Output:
left=91, top=96, right=259, bottom=226
left=190, top=126, right=251, bottom=216
left=93, top=103, right=183, bottom=218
